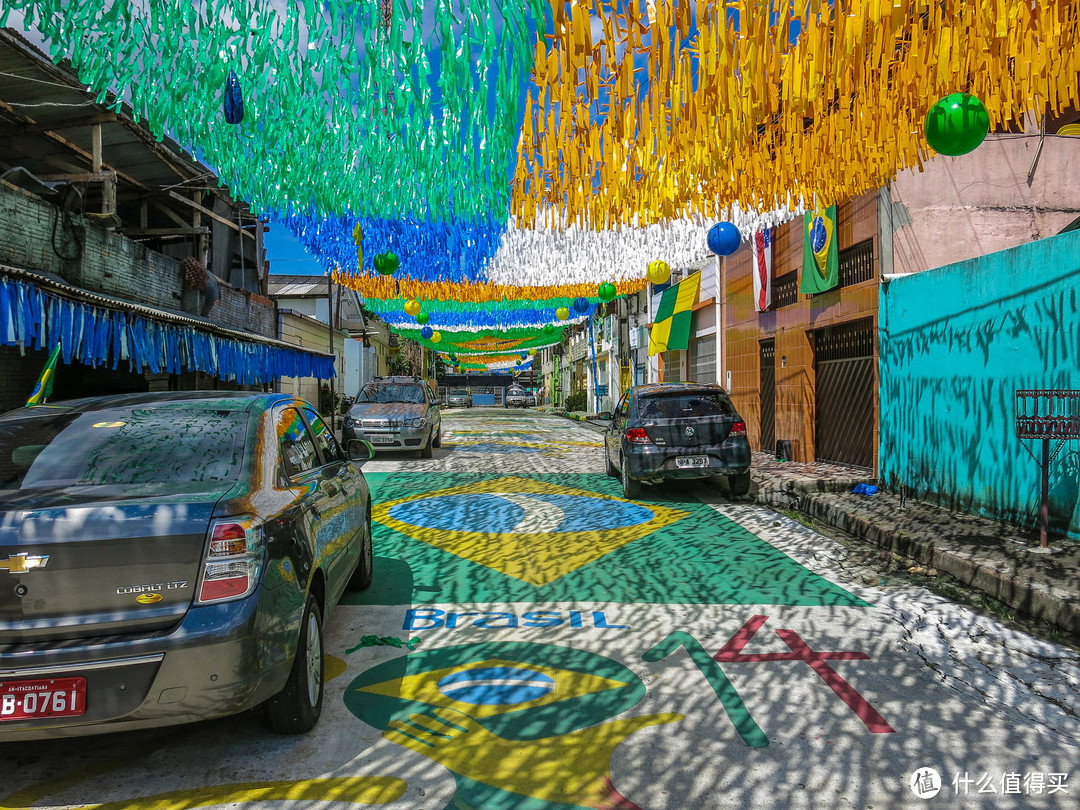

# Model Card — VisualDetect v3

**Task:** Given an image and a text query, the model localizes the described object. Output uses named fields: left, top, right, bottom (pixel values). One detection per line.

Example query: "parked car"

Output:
left=0, top=391, right=374, bottom=741
left=524, top=390, right=538, bottom=407
left=447, top=388, right=473, bottom=409
left=603, top=383, right=751, bottom=499
left=504, top=384, right=528, bottom=408
left=343, top=377, right=442, bottom=458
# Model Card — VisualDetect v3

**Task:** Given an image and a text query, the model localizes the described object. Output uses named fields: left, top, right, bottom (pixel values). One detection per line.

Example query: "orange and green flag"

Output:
left=800, top=206, right=839, bottom=294
left=26, top=343, right=61, bottom=406
left=648, top=272, right=701, bottom=356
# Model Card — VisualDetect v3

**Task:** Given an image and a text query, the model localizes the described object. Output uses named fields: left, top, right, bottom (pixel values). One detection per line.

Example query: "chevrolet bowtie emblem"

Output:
left=0, top=553, right=50, bottom=574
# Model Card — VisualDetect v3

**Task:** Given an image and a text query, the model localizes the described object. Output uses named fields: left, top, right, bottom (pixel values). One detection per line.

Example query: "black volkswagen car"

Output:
left=0, top=392, right=373, bottom=740
left=604, top=383, right=751, bottom=499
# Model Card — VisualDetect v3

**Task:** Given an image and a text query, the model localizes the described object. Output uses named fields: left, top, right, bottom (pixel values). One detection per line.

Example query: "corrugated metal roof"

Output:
left=267, top=275, right=330, bottom=297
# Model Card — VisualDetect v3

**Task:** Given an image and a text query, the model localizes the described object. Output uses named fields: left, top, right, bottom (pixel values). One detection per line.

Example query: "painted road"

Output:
left=2, top=409, right=1078, bottom=810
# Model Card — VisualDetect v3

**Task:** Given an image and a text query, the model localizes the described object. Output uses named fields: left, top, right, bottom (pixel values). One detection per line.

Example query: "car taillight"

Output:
left=198, top=518, right=264, bottom=604
left=625, top=427, right=652, bottom=444
left=729, top=421, right=747, bottom=438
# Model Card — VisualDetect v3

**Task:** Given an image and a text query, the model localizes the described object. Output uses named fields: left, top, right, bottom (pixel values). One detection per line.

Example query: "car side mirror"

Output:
left=598, top=411, right=613, bottom=421
left=347, top=439, right=375, bottom=463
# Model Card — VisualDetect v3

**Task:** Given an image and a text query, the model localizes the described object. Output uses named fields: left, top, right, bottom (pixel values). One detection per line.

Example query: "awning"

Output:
left=0, top=266, right=335, bottom=384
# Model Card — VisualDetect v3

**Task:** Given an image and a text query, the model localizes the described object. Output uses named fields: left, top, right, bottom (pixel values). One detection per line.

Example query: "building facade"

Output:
left=0, top=30, right=332, bottom=412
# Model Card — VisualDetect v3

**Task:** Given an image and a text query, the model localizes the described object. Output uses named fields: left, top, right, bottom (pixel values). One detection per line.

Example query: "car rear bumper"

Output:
left=623, top=440, right=751, bottom=481
left=0, top=588, right=300, bottom=740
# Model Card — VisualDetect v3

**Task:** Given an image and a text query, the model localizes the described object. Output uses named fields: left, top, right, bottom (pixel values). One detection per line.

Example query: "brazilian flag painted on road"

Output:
left=26, top=343, right=61, bottom=406
left=800, top=206, right=839, bottom=294
left=648, top=271, right=701, bottom=357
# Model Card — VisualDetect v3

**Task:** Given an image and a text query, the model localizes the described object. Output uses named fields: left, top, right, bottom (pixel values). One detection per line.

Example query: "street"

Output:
left=1, top=408, right=1077, bottom=810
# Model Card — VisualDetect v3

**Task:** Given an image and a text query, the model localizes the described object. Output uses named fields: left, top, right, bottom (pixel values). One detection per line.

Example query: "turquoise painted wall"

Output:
left=879, top=229, right=1080, bottom=541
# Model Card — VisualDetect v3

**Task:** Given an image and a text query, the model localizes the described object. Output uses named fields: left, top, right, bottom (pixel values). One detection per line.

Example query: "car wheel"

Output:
left=348, top=516, right=374, bottom=591
left=621, top=457, right=642, bottom=500
left=265, top=594, right=323, bottom=734
left=432, top=428, right=441, bottom=448
left=605, top=447, right=618, bottom=477
left=421, top=432, right=434, bottom=458
left=727, top=471, right=752, bottom=498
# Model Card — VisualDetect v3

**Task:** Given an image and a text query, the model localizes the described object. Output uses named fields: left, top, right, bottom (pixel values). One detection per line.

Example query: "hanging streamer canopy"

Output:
left=7, top=0, right=545, bottom=225
left=331, top=269, right=643, bottom=307
left=13, top=0, right=1076, bottom=356
left=393, top=326, right=562, bottom=356
left=511, top=0, right=1080, bottom=230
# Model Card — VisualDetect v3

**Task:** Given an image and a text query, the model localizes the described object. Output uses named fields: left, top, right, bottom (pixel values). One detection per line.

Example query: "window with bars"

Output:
left=837, top=239, right=875, bottom=287
left=774, top=271, right=799, bottom=307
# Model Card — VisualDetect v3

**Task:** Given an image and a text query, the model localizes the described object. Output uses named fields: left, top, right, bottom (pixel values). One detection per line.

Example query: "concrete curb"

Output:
left=755, top=473, right=1080, bottom=637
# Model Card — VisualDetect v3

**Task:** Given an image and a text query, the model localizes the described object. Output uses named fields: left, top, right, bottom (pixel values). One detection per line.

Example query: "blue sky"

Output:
left=265, top=226, right=326, bottom=276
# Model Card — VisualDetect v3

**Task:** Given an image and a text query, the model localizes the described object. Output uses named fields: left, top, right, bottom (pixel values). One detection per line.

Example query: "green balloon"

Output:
left=416, top=311, right=429, bottom=325
left=597, top=282, right=617, bottom=302
left=925, top=93, right=990, bottom=156
left=374, top=252, right=399, bottom=276
left=543, top=324, right=556, bottom=335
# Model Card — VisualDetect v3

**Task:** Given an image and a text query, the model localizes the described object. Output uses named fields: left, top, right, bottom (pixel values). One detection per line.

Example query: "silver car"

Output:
left=343, top=377, right=442, bottom=458
left=504, top=384, right=528, bottom=408
left=447, top=389, right=472, bottom=409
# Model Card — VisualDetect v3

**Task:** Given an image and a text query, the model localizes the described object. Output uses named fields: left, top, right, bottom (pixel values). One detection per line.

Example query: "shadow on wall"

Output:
left=878, top=231, right=1080, bottom=541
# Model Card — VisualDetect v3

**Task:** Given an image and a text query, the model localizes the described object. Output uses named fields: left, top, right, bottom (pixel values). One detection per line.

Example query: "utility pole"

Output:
left=328, top=274, right=336, bottom=434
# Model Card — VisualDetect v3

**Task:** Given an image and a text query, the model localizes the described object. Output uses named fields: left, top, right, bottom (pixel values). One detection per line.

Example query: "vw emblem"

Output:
left=684, top=426, right=695, bottom=437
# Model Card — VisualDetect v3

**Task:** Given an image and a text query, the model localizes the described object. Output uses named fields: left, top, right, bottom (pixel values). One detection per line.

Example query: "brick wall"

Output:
left=0, top=181, right=274, bottom=338
left=722, top=190, right=880, bottom=468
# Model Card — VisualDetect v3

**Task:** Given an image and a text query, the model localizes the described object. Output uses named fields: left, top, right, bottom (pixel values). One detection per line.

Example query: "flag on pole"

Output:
left=752, top=228, right=773, bottom=311
left=26, top=343, right=61, bottom=407
left=800, top=206, right=839, bottom=294
left=648, top=272, right=701, bottom=356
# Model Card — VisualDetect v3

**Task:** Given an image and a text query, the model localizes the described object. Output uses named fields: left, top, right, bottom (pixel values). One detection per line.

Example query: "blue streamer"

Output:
left=0, top=277, right=335, bottom=385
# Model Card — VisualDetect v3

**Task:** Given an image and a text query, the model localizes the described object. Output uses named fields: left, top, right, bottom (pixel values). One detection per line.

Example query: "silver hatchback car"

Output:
left=342, top=377, right=442, bottom=458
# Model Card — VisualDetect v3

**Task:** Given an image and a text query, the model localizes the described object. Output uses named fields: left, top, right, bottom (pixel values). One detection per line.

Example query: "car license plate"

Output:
left=0, top=677, right=86, bottom=721
left=675, top=455, right=709, bottom=469
left=368, top=435, right=394, bottom=445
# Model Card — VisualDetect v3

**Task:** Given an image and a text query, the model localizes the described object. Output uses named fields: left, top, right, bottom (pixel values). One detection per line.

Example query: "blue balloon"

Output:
left=707, top=222, right=741, bottom=256
left=224, top=70, right=245, bottom=124
left=420, top=326, right=434, bottom=340
left=520, top=352, right=528, bottom=360
left=572, top=297, right=591, bottom=315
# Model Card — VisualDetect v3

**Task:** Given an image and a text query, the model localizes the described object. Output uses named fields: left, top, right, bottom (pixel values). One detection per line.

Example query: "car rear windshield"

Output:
left=639, top=392, right=736, bottom=419
left=0, top=407, right=248, bottom=491
left=356, top=384, right=425, bottom=404
left=450, top=389, right=469, bottom=396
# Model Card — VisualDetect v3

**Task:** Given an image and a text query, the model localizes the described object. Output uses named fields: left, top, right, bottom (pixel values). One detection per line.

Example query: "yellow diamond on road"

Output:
left=372, top=476, right=687, bottom=586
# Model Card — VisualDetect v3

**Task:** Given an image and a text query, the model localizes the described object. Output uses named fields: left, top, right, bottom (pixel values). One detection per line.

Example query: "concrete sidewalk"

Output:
left=751, top=451, right=1080, bottom=638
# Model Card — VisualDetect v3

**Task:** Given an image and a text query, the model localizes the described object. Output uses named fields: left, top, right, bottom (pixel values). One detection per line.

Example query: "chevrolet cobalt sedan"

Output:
left=604, top=383, right=751, bottom=499
left=0, top=392, right=373, bottom=740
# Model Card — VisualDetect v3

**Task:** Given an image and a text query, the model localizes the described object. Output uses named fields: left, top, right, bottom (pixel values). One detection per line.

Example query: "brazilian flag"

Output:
left=648, top=272, right=701, bottom=357
left=26, top=343, right=61, bottom=407
left=800, top=206, right=839, bottom=294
